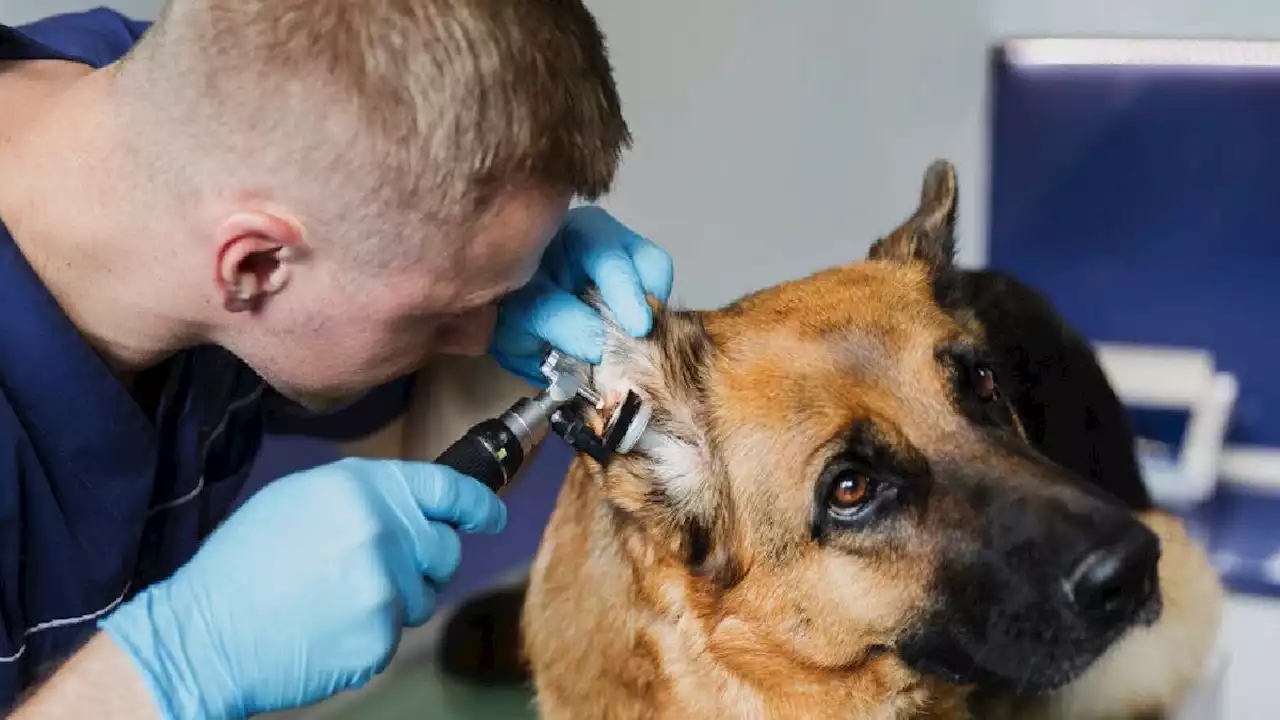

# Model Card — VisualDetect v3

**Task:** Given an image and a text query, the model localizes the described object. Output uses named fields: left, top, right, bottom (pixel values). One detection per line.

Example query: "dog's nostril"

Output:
left=1063, top=526, right=1160, bottom=623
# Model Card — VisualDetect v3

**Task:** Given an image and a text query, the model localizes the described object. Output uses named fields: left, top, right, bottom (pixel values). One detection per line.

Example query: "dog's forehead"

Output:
left=702, top=262, right=961, bottom=464
left=709, top=262, right=955, bottom=387
left=715, top=261, right=945, bottom=333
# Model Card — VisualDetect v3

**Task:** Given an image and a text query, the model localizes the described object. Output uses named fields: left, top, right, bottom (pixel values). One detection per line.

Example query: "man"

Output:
left=0, top=1, right=672, bottom=717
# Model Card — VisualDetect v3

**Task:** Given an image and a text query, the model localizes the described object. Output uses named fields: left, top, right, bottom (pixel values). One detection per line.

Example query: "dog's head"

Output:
left=579, top=160, right=1161, bottom=695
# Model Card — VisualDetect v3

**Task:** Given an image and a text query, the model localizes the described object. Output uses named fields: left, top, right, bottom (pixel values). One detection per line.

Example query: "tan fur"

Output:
left=522, top=161, right=1224, bottom=720
left=524, top=462, right=971, bottom=720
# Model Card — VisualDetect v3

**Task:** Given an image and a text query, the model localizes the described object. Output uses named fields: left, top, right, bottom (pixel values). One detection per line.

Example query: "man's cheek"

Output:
left=434, top=306, right=499, bottom=356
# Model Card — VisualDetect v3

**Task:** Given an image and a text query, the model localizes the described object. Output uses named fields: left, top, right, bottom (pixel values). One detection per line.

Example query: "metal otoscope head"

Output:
left=497, top=350, right=603, bottom=455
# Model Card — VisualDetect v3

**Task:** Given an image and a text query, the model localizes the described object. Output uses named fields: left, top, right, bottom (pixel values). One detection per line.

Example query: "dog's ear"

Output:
left=867, top=159, right=958, bottom=276
left=579, top=289, right=741, bottom=589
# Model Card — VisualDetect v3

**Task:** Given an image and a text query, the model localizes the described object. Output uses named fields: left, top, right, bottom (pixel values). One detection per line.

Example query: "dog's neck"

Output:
left=523, top=460, right=972, bottom=720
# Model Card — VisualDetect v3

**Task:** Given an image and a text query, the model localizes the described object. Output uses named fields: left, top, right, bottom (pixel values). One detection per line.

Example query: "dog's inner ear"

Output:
left=582, top=291, right=741, bottom=588
left=867, top=159, right=958, bottom=276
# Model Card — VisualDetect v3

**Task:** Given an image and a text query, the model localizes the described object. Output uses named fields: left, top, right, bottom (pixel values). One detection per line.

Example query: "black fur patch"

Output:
left=933, top=269, right=1152, bottom=511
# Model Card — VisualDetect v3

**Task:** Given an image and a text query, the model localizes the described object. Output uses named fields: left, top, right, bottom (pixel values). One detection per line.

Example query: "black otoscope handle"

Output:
left=434, top=418, right=526, bottom=494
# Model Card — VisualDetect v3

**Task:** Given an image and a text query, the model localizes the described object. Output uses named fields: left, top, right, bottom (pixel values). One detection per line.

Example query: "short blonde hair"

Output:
left=116, top=0, right=630, bottom=268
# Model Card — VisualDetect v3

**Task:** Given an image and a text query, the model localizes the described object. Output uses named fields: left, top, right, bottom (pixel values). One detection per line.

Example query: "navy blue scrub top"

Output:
left=0, top=7, right=415, bottom=708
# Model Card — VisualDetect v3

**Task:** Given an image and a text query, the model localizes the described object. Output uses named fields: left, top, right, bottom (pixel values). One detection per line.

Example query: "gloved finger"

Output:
left=396, top=462, right=508, bottom=535
left=582, top=244, right=652, bottom=338
left=491, top=284, right=554, bottom=364
left=490, top=326, right=548, bottom=373
left=527, top=291, right=607, bottom=362
left=559, top=207, right=658, bottom=337
left=540, top=229, right=585, bottom=294
left=369, top=621, right=404, bottom=677
left=387, top=542, right=433, bottom=627
left=623, top=236, right=675, bottom=304
left=408, top=518, right=464, bottom=584
left=496, top=274, right=606, bottom=364
left=491, top=299, right=561, bottom=385
left=406, top=583, right=438, bottom=629
left=491, top=348, right=550, bottom=388
left=576, top=206, right=675, bottom=302
left=393, top=560, right=438, bottom=629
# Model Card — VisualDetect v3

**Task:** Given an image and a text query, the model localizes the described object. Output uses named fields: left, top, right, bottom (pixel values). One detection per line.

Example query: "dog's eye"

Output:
left=829, top=472, right=874, bottom=518
left=973, top=365, right=999, bottom=402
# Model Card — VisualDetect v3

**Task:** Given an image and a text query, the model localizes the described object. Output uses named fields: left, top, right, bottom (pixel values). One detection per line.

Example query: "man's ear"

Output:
left=867, top=159, right=959, bottom=276
left=214, top=211, right=307, bottom=312
left=577, top=289, right=742, bottom=589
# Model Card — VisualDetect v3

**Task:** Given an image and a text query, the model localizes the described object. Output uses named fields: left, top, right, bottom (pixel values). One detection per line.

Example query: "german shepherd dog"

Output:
left=446, top=160, right=1224, bottom=718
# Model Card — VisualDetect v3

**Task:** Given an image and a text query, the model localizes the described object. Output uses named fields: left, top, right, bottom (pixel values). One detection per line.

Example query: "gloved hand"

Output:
left=492, top=205, right=675, bottom=385
left=99, top=457, right=506, bottom=719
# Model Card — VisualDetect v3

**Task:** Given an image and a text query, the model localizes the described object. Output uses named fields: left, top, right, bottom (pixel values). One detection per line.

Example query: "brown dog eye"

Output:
left=975, top=366, right=999, bottom=402
left=831, top=474, right=871, bottom=513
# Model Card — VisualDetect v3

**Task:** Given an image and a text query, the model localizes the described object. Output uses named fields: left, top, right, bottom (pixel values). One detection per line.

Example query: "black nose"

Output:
left=1063, top=524, right=1160, bottom=623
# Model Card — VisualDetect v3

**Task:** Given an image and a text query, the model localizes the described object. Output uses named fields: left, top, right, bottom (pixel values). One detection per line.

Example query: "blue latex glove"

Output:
left=99, top=458, right=506, bottom=719
left=492, top=205, right=675, bottom=385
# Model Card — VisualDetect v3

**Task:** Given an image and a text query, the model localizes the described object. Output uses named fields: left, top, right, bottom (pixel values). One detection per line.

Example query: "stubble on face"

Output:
left=261, top=184, right=572, bottom=412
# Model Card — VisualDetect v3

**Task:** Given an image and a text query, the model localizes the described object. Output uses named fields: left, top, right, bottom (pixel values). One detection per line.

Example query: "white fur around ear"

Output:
left=577, top=289, right=738, bottom=583
left=593, top=304, right=715, bottom=506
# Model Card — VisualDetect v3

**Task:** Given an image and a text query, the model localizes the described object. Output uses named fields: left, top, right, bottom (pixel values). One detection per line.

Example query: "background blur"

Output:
left=4, top=1, right=1279, bottom=718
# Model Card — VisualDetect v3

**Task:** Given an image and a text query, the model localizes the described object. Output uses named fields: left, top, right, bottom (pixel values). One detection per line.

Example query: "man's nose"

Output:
left=435, top=304, right=499, bottom=357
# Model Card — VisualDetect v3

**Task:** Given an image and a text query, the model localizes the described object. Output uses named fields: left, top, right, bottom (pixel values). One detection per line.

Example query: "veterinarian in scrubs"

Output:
left=0, top=4, right=671, bottom=718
